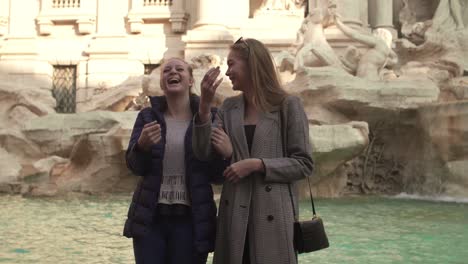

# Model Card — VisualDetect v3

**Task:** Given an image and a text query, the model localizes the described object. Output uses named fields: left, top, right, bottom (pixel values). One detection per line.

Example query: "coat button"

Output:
left=265, top=185, right=272, bottom=192
left=267, top=215, right=274, bottom=221
left=224, top=200, right=229, bottom=206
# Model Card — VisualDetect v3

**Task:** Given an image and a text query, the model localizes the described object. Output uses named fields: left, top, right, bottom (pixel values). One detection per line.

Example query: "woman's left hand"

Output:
left=223, top=159, right=264, bottom=183
left=211, top=123, right=232, bottom=159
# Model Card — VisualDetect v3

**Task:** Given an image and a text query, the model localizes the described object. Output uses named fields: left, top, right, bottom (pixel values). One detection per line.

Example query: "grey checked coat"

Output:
left=192, top=95, right=314, bottom=264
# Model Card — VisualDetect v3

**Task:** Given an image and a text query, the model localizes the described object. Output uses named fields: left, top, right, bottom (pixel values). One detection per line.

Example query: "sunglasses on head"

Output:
left=234, top=37, right=250, bottom=55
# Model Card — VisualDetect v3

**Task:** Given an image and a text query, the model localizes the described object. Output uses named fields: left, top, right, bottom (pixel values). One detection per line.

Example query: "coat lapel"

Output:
left=230, top=97, right=251, bottom=159
left=250, top=109, right=280, bottom=158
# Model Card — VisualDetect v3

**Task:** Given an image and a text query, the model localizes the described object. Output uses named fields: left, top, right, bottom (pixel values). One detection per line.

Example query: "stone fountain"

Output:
left=0, top=0, right=467, bottom=199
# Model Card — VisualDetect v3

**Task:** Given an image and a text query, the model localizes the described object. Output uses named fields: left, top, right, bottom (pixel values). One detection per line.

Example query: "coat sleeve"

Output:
left=208, top=156, right=230, bottom=185
left=192, top=107, right=225, bottom=161
left=126, top=110, right=152, bottom=176
left=261, top=96, right=314, bottom=183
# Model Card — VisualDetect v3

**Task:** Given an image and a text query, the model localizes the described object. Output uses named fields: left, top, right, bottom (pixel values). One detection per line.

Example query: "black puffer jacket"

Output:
left=123, top=96, right=226, bottom=253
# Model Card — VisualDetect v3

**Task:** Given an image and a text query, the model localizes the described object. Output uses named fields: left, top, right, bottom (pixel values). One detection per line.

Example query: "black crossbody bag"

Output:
left=280, top=98, right=330, bottom=254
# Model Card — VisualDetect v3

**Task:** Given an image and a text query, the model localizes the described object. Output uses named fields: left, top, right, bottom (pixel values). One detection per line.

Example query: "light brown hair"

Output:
left=230, top=38, right=288, bottom=112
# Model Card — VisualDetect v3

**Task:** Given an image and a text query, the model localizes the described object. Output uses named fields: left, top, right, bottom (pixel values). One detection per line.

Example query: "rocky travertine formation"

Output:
left=0, top=111, right=138, bottom=196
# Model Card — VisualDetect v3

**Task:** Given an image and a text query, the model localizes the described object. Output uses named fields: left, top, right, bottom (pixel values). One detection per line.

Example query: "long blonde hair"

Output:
left=230, top=38, right=288, bottom=112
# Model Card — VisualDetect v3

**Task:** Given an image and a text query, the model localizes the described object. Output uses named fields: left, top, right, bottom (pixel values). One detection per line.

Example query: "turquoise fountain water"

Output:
left=0, top=195, right=467, bottom=264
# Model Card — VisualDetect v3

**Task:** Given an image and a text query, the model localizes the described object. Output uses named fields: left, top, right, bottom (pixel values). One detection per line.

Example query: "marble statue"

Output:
left=332, top=11, right=398, bottom=81
left=432, top=0, right=467, bottom=31
left=294, top=8, right=343, bottom=71
left=396, top=0, right=468, bottom=77
left=407, top=21, right=432, bottom=45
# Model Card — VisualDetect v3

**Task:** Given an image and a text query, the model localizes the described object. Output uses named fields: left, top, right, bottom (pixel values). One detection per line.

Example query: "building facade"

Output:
left=0, top=0, right=399, bottom=112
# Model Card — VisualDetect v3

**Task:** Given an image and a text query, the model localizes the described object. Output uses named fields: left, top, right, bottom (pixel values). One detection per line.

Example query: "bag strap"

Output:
left=280, top=98, right=317, bottom=218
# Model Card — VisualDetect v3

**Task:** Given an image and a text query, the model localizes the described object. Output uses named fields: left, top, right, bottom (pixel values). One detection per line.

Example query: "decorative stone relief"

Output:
left=396, top=0, right=468, bottom=79
left=190, top=54, right=221, bottom=69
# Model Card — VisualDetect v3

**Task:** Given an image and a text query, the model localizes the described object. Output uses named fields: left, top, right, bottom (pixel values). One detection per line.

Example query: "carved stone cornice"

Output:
left=36, top=0, right=96, bottom=35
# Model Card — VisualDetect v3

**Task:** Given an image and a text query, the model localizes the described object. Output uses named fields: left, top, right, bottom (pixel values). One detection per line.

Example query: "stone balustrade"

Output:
left=143, top=0, right=172, bottom=6
left=52, top=0, right=80, bottom=8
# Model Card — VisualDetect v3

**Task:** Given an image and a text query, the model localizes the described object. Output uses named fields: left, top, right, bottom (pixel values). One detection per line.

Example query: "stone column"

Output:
left=183, top=0, right=233, bottom=62
left=335, top=0, right=363, bottom=27
left=369, top=0, right=396, bottom=36
left=308, top=0, right=329, bottom=14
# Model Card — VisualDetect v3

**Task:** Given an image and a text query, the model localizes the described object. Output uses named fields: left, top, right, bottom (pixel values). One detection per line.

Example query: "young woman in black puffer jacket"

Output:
left=123, top=58, right=231, bottom=264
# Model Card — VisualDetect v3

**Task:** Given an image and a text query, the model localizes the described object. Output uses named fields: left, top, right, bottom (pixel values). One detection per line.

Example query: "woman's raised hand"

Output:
left=199, top=67, right=223, bottom=123
left=137, top=121, right=161, bottom=152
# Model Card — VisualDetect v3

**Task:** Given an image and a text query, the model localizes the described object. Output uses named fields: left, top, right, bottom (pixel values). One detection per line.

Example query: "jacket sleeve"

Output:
left=261, top=96, right=314, bottom=183
left=126, top=111, right=152, bottom=176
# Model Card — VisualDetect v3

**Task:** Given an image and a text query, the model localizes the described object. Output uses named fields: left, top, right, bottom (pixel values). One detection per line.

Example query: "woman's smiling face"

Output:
left=160, top=58, right=194, bottom=96
left=225, top=50, right=251, bottom=92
